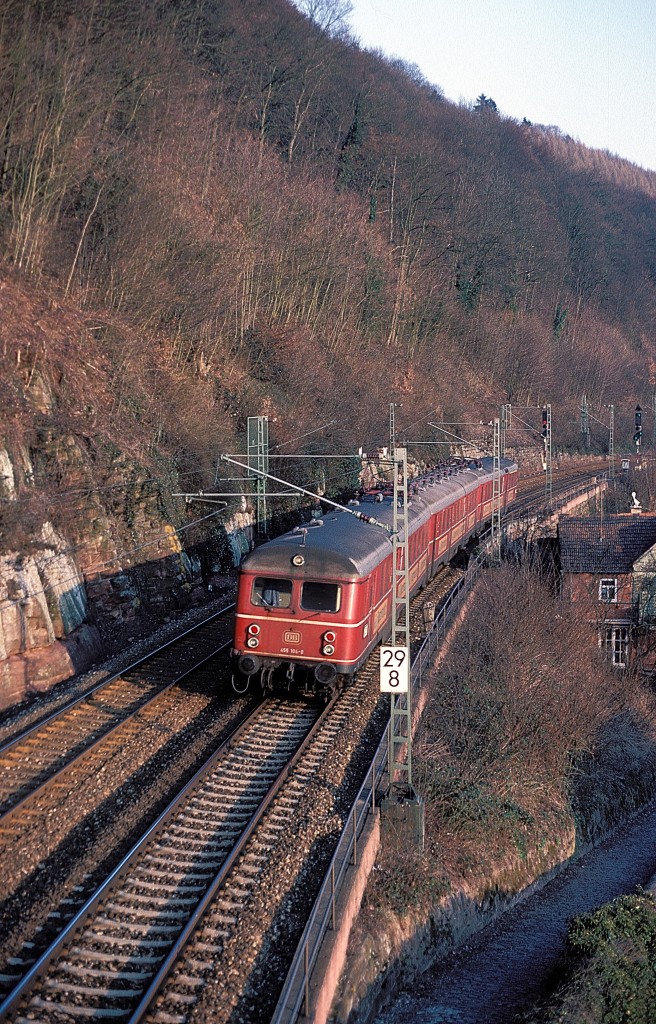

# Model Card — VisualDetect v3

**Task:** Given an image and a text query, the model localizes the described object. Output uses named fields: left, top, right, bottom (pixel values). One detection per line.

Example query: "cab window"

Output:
left=301, top=581, right=341, bottom=612
left=251, top=577, right=292, bottom=608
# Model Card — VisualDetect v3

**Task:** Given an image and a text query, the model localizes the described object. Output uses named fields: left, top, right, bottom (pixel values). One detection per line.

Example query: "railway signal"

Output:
left=634, top=405, right=643, bottom=451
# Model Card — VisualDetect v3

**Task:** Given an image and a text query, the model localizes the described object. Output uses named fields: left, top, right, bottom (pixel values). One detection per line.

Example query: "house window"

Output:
left=600, top=626, right=629, bottom=667
left=599, top=578, right=618, bottom=603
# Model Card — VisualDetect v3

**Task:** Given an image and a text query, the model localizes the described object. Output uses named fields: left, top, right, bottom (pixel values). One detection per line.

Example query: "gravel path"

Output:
left=375, top=800, right=656, bottom=1024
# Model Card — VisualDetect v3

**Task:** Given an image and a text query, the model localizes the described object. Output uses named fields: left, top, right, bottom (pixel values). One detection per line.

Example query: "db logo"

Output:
left=284, top=631, right=302, bottom=644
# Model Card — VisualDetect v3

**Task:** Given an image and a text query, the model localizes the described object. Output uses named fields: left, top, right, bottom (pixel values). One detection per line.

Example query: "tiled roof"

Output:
left=559, top=515, right=656, bottom=573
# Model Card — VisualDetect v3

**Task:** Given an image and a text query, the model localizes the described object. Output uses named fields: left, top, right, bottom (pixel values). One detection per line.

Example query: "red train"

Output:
left=232, top=457, right=518, bottom=696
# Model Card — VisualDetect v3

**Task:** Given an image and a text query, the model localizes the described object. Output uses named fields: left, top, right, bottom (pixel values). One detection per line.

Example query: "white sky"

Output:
left=347, top=0, right=656, bottom=173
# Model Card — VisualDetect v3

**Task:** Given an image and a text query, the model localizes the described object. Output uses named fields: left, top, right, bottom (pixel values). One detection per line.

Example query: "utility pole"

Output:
left=389, top=402, right=398, bottom=460
left=609, top=404, right=615, bottom=480
left=247, top=416, right=269, bottom=535
left=646, top=366, right=650, bottom=450
left=500, top=403, right=511, bottom=457
left=389, top=446, right=411, bottom=788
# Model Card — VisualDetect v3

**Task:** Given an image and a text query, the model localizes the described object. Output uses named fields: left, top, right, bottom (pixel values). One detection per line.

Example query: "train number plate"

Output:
left=284, top=631, right=302, bottom=644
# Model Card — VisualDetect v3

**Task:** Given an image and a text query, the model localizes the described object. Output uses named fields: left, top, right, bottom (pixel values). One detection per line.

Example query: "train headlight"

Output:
left=322, top=643, right=335, bottom=656
left=247, top=623, right=260, bottom=636
left=323, top=631, right=336, bottom=643
left=292, top=554, right=305, bottom=566
left=246, top=636, right=259, bottom=649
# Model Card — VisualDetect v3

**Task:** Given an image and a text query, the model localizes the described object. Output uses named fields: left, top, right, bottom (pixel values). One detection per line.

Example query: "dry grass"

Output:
left=371, top=561, right=656, bottom=914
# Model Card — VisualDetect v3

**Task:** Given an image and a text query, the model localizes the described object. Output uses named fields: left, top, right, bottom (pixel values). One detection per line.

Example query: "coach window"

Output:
left=252, top=577, right=292, bottom=608
left=599, top=578, right=618, bottom=603
left=301, top=581, right=341, bottom=613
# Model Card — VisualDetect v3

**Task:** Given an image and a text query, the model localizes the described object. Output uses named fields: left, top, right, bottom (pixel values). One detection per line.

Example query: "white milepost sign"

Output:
left=380, top=646, right=409, bottom=692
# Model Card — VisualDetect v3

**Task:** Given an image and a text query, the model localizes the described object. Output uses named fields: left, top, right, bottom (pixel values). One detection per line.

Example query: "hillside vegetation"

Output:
left=2, top=0, right=656, bottom=472
left=334, top=563, right=656, bottom=1023
left=527, top=892, right=656, bottom=1024
left=2, top=0, right=656, bottom=672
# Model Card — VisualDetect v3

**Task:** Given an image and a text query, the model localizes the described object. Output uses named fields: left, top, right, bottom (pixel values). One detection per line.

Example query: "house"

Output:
left=558, top=513, right=656, bottom=671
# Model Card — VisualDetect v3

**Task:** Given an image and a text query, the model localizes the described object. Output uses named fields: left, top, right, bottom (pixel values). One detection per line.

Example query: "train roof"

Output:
left=240, top=457, right=516, bottom=581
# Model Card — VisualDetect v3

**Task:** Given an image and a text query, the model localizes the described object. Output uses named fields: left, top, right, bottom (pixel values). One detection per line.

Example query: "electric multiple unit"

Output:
left=232, top=457, right=518, bottom=696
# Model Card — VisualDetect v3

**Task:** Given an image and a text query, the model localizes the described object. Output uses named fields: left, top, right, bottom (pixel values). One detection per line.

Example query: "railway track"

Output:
left=130, top=670, right=384, bottom=1024
left=0, top=608, right=234, bottom=828
left=506, top=469, right=600, bottom=526
left=0, top=697, right=327, bottom=1022
left=0, top=467, right=599, bottom=1021
left=0, top=558, right=435, bottom=837
left=0, top=605, right=254, bottom=1008
left=0, top=567, right=461, bottom=1022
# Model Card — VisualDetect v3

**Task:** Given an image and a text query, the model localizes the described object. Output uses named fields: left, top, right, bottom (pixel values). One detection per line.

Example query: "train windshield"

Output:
left=251, top=577, right=292, bottom=608
left=300, top=581, right=341, bottom=613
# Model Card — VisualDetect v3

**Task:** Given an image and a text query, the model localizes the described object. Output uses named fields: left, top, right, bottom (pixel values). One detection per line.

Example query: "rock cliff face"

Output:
left=0, top=268, right=264, bottom=708
left=0, top=517, right=104, bottom=708
left=0, top=271, right=255, bottom=712
left=0, top=429, right=253, bottom=711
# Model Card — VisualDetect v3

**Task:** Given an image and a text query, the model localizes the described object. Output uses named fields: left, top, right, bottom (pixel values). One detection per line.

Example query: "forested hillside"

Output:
left=3, top=0, right=656, bottom=451
left=2, top=0, right=656, bottom=692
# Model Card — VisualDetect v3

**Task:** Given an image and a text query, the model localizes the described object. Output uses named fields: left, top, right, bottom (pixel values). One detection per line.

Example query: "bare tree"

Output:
left=293, top=0, right=353, bottom=37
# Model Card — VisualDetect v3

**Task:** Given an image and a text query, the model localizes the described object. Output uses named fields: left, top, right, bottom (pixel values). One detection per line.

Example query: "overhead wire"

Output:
left=0, top=419, right=398, bottom=614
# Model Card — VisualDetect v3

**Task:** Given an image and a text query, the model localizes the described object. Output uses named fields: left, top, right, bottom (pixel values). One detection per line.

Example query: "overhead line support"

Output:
left=390, top=446, right=411, bottom=791
left=220, top=456, right=395, bottom=534
left=491, top=418, right=502, bottom=563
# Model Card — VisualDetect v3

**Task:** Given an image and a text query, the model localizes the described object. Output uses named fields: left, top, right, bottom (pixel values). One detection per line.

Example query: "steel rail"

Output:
left=0, top=609, right=236, bottom=830
left=0, top=636, right=233, bottom=832
left=127, top=692, right=338, bottom=1024
left=0, top=695, right=329, bottom=1021
left=0, top=602, right=235, bottom=757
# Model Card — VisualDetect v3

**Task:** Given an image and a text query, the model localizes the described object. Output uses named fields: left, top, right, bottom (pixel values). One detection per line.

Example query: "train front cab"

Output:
left=233, top=568, right=375, bottom=697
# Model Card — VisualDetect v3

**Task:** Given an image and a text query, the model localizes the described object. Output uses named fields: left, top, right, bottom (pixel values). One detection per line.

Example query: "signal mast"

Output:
left=634, top=405, right=643, bottom=452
